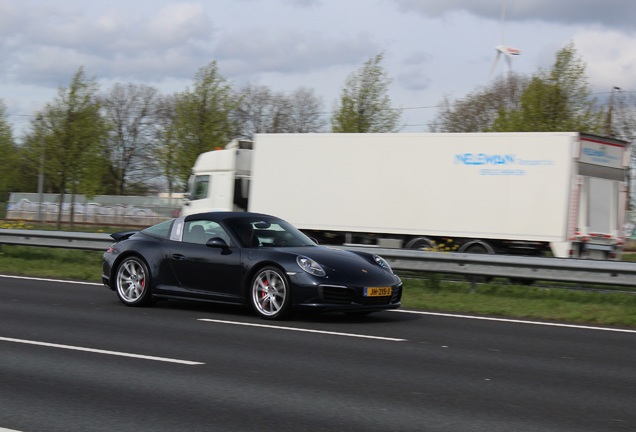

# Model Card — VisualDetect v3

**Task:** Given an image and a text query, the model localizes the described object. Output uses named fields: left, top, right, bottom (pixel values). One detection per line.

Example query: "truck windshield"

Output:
left=188, top=175, right=210, bottom=200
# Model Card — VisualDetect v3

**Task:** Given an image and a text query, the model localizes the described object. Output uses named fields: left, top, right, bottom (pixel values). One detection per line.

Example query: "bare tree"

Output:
left=234, top=84, right=325, bottom=139
left=608, top=90, right=636, bottom=210
left=430, top=73, right=528, bottom=132
left=287, top=87, right=325, bottom=133
left=99, top=83, right=161, bottom=195
left=0, top=99, right=16, bottom=202
left=233, top=84, right=276, bottom=139
left=610, top=90, right=636, bottom=142
left=153, top=93, right=182, bottom=196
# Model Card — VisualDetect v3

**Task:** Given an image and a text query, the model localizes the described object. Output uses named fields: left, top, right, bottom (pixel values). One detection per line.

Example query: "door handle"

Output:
left=171, top=254, right=187, bottom=261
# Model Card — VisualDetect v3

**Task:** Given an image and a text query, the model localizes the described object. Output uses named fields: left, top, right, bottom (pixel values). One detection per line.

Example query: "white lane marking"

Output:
left=0, top=274, right=102, bottom=286
left=390, top=310, right=636, bottom=334
left=0, top=337, right=204, bottom=365
left=0, top=428, right=24, bottom=432
left=198, top=318, right=407, bottom=342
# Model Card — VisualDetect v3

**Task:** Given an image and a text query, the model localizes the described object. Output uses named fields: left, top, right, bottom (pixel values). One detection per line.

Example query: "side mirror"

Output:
left=206, top=237, right=229, bottom=249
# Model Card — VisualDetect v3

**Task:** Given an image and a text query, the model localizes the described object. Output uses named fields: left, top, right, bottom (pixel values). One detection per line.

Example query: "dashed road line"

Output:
left=0, top=336, right=204, bottom=365
left=198, top=318, right=407, bottom=341
left=391, top=309, right=636, bottom=334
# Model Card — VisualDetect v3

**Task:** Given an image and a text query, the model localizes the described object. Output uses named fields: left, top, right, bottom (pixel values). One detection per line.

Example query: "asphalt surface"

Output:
left=0, top=275, right=635, bottom=432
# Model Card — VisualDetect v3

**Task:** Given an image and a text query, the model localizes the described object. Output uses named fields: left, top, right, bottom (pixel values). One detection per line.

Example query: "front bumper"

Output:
left=290, top=277, right=403, bottom=313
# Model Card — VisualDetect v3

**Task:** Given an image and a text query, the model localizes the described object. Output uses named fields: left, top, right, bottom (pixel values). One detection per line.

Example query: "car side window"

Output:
left=141, top=219, right=174, bottom=239
left=183, top=221, right=231, bottom=245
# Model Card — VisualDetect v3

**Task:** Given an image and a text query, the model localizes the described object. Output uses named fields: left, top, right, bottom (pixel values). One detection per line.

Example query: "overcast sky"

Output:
left=2, top=0, right=635, bottom=136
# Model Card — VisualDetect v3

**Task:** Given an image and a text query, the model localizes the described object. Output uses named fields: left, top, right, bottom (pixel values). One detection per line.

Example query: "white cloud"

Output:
left=2, top=0, right=636, bottom=137
left=145, top=3, right=212, bottom=45
left=215, top=29, right=374, bottom=77
left=574, top=29, right=636, bottom=92
left=393, top=0, right=636, bottom=28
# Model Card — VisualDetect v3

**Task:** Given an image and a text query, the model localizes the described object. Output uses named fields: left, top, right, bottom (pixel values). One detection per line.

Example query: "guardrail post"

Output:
left=469, top=277, right=477, bottom=294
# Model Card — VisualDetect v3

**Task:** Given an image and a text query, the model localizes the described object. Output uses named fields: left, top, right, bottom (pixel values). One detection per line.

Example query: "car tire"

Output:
left=250, top=266, right=291, bottom=320
left=115, top=256, right=152, bottom=306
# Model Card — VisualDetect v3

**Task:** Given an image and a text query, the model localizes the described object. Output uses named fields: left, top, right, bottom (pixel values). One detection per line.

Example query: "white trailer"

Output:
left=182, top=132, right=629, bottom=259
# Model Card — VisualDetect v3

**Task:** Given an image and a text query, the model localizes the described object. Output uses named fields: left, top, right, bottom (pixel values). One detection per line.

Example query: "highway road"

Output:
left=0, top=274, right=635, bottom=432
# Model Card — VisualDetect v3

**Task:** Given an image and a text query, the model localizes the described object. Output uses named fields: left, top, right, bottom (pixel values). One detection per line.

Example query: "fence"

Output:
left=6, top=193, right=182, bottom=226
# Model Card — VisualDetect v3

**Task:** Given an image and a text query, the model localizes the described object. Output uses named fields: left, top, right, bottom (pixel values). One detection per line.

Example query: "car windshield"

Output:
left=225, top=217, right=316, bottom=248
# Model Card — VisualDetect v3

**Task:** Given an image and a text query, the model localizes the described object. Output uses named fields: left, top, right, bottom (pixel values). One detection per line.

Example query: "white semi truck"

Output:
left=182, top=132, right=629, bottom=259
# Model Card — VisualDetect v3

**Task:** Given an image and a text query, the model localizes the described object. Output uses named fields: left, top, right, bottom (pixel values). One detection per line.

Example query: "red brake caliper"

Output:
left=262, top=278, right=269, bottom=308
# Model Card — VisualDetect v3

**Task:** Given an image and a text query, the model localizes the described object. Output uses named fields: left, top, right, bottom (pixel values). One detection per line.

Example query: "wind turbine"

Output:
left=489, top=0, right=521, bottom=79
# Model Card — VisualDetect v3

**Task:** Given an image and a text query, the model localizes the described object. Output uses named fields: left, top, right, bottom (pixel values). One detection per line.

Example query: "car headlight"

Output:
left=374, top=254, right=394, bottom=273
left=297, top=256, right=326, bottom=277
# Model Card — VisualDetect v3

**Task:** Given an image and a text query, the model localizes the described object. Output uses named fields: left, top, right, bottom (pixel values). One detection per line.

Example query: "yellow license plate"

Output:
left=364, top=287, right=393, bottom=297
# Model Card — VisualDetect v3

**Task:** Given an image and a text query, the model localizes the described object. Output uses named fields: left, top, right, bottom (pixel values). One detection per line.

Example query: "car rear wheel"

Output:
left=250, top=266, right=291, bottom=320
left=115, top=256, right=151, bottom=306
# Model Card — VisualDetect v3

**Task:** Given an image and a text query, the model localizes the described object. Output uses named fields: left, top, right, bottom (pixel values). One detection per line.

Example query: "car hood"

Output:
left=279, top=246, right=394, bottom=281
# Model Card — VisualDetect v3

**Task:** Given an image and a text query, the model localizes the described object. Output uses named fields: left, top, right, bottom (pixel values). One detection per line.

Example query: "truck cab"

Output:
left=182, top=140, right=252, bottom=217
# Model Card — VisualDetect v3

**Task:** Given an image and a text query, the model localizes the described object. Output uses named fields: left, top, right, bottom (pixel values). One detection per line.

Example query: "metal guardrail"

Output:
left=1, top=229, right=635, bottom=288
left=343, top=246, right=636, bottom=288
left=0, top=229, right=113, bottom=251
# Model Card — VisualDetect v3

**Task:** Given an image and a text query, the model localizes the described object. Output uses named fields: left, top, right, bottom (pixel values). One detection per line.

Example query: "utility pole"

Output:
left=36, top=115, right=45, bottom=222
left=605, top=86, right=621, bottom=137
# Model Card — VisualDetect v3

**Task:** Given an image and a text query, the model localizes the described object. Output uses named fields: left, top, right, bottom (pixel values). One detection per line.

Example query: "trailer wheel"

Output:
left=464, top=243, right=493, bottom=283
left=465, top=245, right=485, bottom=254
left=406, top=237, right=435, bottom=251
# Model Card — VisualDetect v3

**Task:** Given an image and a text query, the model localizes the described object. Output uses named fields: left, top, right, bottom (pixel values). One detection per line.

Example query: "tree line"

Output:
left=431, top=43, right=608, bottom=134
left=1, top=43, right=635, bottom=223
left=0, top=53, right=400, bottom=218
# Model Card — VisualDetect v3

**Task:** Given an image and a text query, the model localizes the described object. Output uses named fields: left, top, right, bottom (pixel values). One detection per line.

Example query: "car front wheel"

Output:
left=115, top=256, right=151, bottom=306
left=250, top=266, right=291, bottom=320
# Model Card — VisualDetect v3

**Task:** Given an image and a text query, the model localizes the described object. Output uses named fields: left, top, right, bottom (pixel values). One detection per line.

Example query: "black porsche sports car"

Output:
left=102, top=212, right=402, bottom=319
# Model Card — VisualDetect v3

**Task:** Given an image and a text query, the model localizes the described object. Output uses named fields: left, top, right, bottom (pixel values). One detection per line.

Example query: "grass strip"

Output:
left=0, top=245, right=103, bottom=281
left=402, top=277, right=636, bottom=328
